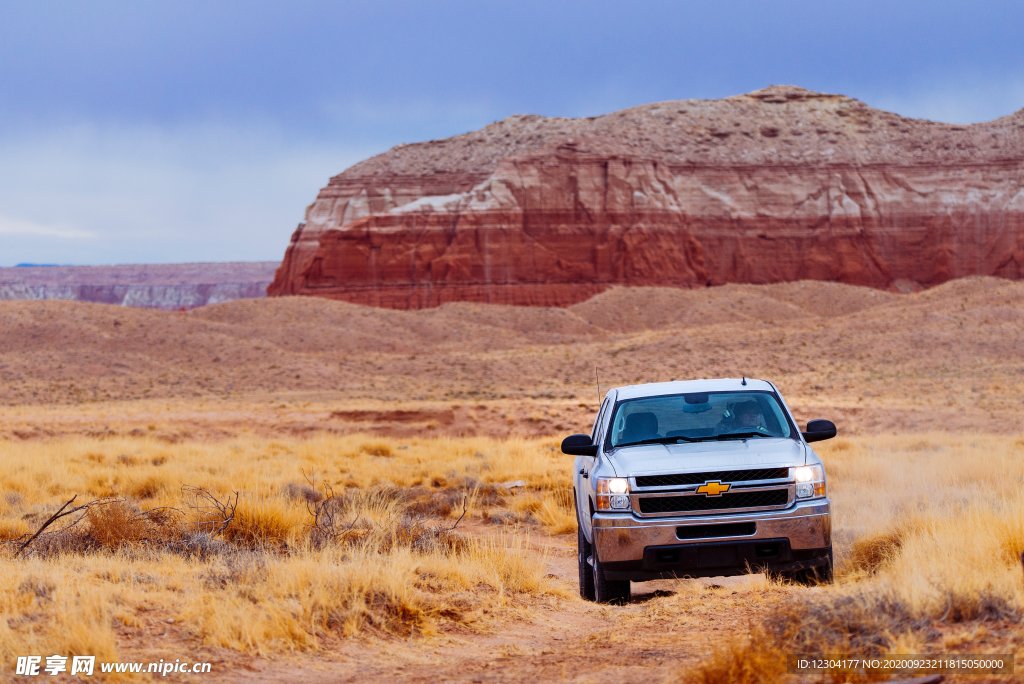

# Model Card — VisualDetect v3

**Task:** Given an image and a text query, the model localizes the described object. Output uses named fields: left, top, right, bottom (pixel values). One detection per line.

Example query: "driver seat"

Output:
left=620, top=412, right=659, bottom=444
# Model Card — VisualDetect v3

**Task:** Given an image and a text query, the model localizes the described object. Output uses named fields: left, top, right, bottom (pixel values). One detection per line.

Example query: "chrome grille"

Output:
left=637, top=488, right=790, bottom=514
left=634, top=468, right=790, bottom=488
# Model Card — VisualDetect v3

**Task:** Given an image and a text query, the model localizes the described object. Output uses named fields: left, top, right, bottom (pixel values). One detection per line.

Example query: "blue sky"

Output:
left=1, top=0, right=1022, bottom=266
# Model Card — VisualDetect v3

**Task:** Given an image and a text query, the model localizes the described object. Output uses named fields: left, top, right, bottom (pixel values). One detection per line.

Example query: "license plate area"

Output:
left=675, top=521, right=756, bottom=540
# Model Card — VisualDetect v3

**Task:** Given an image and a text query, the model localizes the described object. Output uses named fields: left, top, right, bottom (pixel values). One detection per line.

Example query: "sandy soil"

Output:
left=2, top=276, right=1023, bottom=438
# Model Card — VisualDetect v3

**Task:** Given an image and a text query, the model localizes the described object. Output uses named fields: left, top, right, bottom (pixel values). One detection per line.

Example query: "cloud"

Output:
left=867, top=77, right=1024, bottom=124
left=0, top=216, right=95, bottom=239
left=0, top=122, right=375, bottom=266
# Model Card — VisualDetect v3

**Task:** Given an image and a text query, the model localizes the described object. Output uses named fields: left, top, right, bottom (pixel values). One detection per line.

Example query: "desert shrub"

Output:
left=467, top=533, right=542, bottom=594
left=536, top=486, right=576, bottom=534
left=510, top=494, right=542, bottom=515
left=17, top=575, right=56, bottom=600
left=688, top=571, right=1022, bottom=683
left=410, top=526, right=470, bottom=555
left=405, top=487, right=463, bottom=517
left=682, top=628, right=786, bottom=684
left=0, top=519, right=29, bottom=541
left=88, top=500, right=148, bottom=548
left=126, top=473, right=168, bottom=499
left=841, top=519, right=921, bottom=576
left=359, top=440, right=394, bottom=458
left=174, top=531, right=230, bottom=559
left=281, top=482, right=323, bottom=504
left=685, top=588, right=923, bottom=684
left=223, top=497, right=306, bottom=547
left=993, top=507, right=1024, bottom=565
left=770, top=587, right=922, bottom=653
left=87, top=500, right=185, bottom=551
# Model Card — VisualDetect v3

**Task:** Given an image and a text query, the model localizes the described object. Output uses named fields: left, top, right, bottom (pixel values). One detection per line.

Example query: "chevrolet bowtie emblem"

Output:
left=696, top=481, right=731, bottom=497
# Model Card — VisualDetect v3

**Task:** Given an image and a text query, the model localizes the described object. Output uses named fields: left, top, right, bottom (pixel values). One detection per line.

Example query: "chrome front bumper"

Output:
left=592, top=499, right=831, bottom=563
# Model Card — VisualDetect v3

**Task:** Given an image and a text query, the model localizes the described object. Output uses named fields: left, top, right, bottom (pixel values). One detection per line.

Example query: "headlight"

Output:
left=793, top=465, right=826, bottom=499
left=596, top=477, right=631, bottom=511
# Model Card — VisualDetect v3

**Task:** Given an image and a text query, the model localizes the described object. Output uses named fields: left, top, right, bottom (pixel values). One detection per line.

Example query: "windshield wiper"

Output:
left=616, top=432, right=774, bottom=448
left=615, top=435, right=700, bottom=448
left=714, top=431, right=772, bottom=441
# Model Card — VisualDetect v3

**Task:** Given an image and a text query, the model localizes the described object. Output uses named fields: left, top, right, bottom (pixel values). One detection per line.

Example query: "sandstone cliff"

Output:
left=0, top=262, right=279, bottom=310
left=269, top=86, right=1024, bottom=308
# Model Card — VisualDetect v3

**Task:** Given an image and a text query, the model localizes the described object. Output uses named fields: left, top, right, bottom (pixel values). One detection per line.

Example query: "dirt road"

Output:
left=187, top=532, right=771, bottom=684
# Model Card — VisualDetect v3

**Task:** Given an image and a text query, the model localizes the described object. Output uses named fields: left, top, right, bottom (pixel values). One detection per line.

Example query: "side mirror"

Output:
left=561, top=433, right=598, bottom=456
left=802, top=419, right=837, bottom=443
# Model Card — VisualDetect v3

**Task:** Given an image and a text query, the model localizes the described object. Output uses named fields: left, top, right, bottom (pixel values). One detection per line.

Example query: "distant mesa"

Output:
left=269, top=85, right=1024, bottom=309
left=0, top=262, right=279, bottom=310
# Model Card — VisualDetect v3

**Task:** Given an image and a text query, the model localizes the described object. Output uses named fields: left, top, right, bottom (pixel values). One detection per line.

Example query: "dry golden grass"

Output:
left=683, top=627, right=787, bottom=684
left=0, top=433, right=571, bottom=535
left=3, top=428, right=1023, bottom=678
left=535, top=486, right=577, bottom=535
left=0, top=432, right=572, bottom=670
left=821, top=433, right=1024, bottom=620
left=0, top=536, right=546, bottom=664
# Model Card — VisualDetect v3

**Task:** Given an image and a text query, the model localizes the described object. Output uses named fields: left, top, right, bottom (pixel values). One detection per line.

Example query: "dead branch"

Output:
left=181, top=485, right=238, bottom=536
left=15, top=496, right=127, bottom=556
left=303, top=474, right=367, bottom=546
left=450, top=495, right=468, bottom=530
left=17, top=496, right=78, bottom=555
left=339, top=507, right=362, bottom=538
left=133, top=506, right=182, bottom=528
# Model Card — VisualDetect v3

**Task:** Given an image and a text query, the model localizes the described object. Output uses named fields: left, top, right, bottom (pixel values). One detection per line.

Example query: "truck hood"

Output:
left=606, top=438, right=806, bottom=477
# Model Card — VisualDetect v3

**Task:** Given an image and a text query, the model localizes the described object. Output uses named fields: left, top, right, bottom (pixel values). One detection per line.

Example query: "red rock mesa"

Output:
left=269, top=86, right=1024, bottom=308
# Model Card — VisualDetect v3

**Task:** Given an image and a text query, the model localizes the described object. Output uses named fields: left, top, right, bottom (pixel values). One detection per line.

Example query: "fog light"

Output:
left=795, top=482, right=814, bottom=498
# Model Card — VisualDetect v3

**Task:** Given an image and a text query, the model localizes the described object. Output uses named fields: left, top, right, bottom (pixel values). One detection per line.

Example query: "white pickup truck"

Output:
left=562, top=378, right=835, bottom=604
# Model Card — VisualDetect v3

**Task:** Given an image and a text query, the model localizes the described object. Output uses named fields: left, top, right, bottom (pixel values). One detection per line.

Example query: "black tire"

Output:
left=577, top=505, right=596, bottom=601
left=594, top=551, right=631, bottom=605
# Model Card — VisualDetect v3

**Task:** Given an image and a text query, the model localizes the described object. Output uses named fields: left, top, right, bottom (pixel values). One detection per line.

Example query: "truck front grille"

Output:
left=635, top=468, right=790, bottom=488
left=638, top=488, right=789, bottom=514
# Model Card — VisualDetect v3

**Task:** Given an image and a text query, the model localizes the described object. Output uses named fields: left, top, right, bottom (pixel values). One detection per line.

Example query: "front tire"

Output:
left=593, top=550, right=631, bottom=605
left=577, top=505, right=595, bottom=601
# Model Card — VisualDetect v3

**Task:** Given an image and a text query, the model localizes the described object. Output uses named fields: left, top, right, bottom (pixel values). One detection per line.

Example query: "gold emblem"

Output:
left=696, top=481, right=731, bottom=497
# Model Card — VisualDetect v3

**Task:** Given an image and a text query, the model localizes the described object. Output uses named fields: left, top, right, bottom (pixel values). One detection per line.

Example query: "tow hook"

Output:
left=579, top=468, right=588, bottom=479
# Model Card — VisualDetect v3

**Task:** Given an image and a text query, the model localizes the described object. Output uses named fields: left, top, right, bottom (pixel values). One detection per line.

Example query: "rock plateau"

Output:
left=0, top=262, right=279, bottom=310
left=269, top=86, right=1024, bottom=308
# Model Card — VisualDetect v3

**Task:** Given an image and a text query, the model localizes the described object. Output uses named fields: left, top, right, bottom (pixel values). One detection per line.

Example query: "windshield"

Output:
left=608, top=391, right=793, bottom=447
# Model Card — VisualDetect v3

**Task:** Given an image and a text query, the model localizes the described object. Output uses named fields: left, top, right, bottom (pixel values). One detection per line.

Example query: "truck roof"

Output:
left=611, top=378, right=776, bottom=401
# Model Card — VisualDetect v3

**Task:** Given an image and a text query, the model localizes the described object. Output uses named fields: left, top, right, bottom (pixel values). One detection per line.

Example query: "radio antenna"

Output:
left=595, top=366, right=602, bottom=404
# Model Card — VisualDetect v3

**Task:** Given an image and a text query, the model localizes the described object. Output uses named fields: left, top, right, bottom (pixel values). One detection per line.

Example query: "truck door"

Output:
left=577, top=396, right=609, bottom=543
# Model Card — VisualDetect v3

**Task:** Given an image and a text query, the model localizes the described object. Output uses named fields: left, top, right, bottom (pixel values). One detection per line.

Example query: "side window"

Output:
left=591, top=399, right=609, bottom=444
